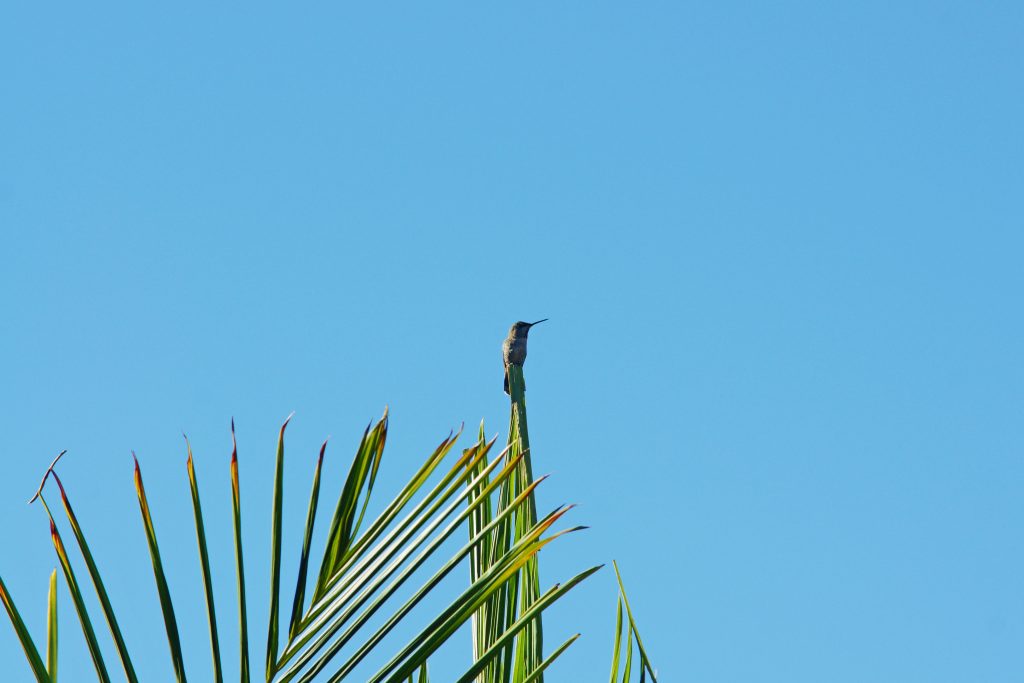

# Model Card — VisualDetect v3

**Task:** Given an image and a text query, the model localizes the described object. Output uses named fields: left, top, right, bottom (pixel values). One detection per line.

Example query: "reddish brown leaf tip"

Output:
left=51, top=471, right=69, bottom=502
left=318, top=439, right=329, bottom=462
left=229, top=418, right=239, bottom=464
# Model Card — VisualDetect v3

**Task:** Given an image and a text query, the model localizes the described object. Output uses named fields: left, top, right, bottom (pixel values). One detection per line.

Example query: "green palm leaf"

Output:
left=133, top=454, right=187, bottom=682
left=267, top=413, right=293, bottom=680
left=187, top=436, right=224, bottom=683
left=288, top=439, right=328, bottom=641
left=0, top=573, right=50, bottom=682
left=230, top=419, right=251, bottom=682
left=46, top=569, right=57, bottom=681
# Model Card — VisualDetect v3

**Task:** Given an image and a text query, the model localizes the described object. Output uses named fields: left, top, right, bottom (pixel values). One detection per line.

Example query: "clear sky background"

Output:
left=2, top=2, right=1022, bottom=682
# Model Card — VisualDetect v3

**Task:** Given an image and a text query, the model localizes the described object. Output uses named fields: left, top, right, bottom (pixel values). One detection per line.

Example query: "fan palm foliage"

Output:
left=2, top=364, right=657, bottom=681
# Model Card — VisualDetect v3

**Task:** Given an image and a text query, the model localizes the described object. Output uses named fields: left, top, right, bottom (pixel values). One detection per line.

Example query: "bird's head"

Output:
left=509, top=319, right=547, bottom=338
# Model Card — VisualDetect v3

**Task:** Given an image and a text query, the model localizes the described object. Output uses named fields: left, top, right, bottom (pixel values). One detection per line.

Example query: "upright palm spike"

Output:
left=505, top=345, right=545, bottom=681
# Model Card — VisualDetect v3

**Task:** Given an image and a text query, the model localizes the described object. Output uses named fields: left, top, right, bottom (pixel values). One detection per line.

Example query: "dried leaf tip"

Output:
left=28, top=449, right=68, bottom=504
left=281, top=411, right=295, bottom=435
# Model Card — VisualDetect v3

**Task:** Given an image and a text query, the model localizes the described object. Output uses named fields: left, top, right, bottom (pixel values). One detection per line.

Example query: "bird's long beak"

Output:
left=528, top=318, right=548, bottom=327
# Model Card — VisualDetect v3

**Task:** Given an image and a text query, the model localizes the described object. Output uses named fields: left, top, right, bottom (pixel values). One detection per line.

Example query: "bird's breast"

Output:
left=504, top=337, right=528, bottom=365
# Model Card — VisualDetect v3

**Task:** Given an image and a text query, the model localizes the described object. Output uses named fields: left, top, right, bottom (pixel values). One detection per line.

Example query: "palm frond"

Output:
left=2, top=400, right=644, bottom=682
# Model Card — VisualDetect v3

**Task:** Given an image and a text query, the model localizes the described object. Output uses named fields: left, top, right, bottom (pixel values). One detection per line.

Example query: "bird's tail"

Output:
left=503, top=367, right=510, bottom=395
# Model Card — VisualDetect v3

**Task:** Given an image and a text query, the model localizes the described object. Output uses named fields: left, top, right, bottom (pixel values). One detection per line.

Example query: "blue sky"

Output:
left=2, top=2, right=1022, bottom=681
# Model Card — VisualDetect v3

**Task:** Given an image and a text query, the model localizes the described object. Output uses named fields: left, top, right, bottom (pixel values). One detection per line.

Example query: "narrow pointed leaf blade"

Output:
left=288, top=440, right=327, bottom=641
left=266, top=414, right=292, bottom=679
left=609, top=597, right=624, bottom=682
left=621, top=627, right=633, bottom=683
left=187, top=439, right=223, bottom=683
left=0, top=574, right=51, bottom=682
left=134, top=456, right=187, bottom=682
left=47, top=569, right=57, bottom=681
left=522, top=633, right=581, bottom=683
left=230, top=421, right=250, bottom=682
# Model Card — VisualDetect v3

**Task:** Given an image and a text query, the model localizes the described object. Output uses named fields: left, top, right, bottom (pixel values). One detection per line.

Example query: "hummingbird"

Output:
left=503, top=319, right=547, bottom=395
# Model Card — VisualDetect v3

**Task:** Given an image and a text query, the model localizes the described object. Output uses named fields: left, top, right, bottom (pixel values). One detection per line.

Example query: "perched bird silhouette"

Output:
left=503, top=319, right=547, bottom=394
